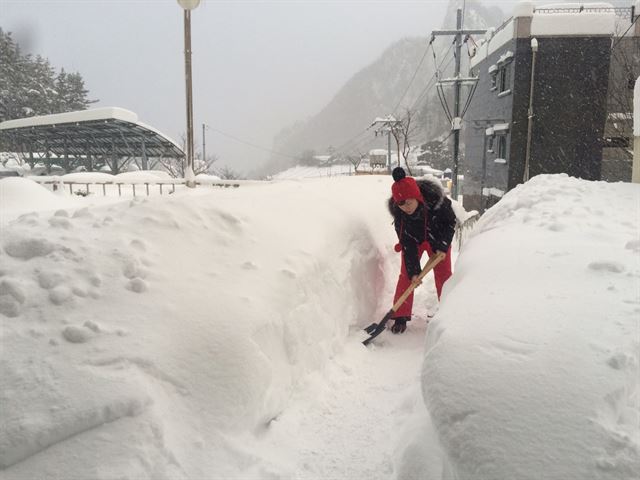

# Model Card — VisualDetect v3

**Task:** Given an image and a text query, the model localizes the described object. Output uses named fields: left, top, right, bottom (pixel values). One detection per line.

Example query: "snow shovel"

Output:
left=363, top=251, right=446, bottom=346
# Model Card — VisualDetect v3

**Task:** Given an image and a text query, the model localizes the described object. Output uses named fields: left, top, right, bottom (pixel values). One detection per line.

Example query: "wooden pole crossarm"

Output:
left=432, top=29, right=487, bottom=36
left=437, top=77, right=480, bottom=84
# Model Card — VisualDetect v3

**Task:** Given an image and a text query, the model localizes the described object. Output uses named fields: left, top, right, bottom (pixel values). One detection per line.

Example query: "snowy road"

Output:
left=256, top=315, right=441, bottom=479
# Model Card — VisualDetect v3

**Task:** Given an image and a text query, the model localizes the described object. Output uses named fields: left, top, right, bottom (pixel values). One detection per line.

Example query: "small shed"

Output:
left=368, top=149, right=388, bottom=168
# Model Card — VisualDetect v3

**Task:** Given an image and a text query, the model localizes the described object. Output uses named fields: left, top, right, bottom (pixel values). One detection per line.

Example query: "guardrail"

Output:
left=534, top=6, right=633, bottom=19
left=30, top=178, right=242, bottom=197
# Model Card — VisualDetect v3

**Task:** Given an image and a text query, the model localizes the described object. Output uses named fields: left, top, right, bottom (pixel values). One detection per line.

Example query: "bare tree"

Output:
left=390, top=109, right=421, bottom=174
left=347, top=153, right=364, bottom=172
left=158, top=133, right=218, bottom=178
left=215, top=165, right=242, bottom=180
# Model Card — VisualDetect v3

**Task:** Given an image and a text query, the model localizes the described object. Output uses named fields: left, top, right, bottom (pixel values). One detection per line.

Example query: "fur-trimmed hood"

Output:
left=387, top=176, right=446, bottom=216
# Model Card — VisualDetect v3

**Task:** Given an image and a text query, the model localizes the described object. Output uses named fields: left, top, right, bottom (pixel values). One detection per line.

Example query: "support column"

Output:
left=141, top=138, right=148, bottom=170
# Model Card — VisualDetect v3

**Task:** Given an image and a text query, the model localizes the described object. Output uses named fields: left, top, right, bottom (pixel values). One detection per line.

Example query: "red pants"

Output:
left=393, top=243, right=452, bottom=318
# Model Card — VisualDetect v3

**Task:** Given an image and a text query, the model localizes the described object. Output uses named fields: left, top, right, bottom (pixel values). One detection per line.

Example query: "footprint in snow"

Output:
left=49, top=286, right=74, bottom=306
left=61, top=324, right=94, bottom=343
left=72, top=208, right=93, bottom=219
left=588, top=261, right=626, bottom=274
left=547, top=222, right=565, bottom=232
left=129, top=239, right=147, bottom=252
left=624, top=240, right=640, bottom=253
left=48, top=217, right=72, bottom=229
left=0, top=278, right=26, bottom=318
left=0, top=295, right=21, bottom=317
left=88, top=274, right=102, bottom=287
left=16, top=212, right=40, bottom=226
left=280, top=269, right=296, bottom=279
left=3, top=237, right=56, bottom=259
left=72, top=286, right=88, bottom=298
left=126, top=278, right=148, bottom=293
left=37, top=270, right=67, bottom=289
left=607, top=352, right=636, bottom=370
left=242, top=261, right=258, bottom=270
left=122, top=258, right=148, bottom=280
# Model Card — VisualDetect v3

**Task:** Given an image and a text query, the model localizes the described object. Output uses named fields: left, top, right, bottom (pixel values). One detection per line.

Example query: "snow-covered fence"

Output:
left=455, top=213, right=480, bottom=250
left=30, top=178, right=242, bottom=197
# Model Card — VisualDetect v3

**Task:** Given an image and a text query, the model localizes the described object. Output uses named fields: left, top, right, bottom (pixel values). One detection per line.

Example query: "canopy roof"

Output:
left=0, top=107, right=184, bottom=158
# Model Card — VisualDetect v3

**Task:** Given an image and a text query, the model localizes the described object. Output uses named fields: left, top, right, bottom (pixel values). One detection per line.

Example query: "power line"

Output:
left=331, top=127, right=374, bottom=156
left=407, top=50, right=455, bottom=115
left=392, top=40, right=434, bottom=115
left=333, top=37, right=456, bottom=160
left=206, top=126, right=298, bottom=160
left=611, top=13, right=639, bottom=50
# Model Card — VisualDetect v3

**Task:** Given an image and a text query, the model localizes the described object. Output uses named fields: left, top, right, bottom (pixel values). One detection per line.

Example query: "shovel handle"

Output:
left=391, top=251, right=446, bottom=313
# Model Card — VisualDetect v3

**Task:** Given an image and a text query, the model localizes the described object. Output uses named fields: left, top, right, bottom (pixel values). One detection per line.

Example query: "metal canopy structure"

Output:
left=0, top=107, right=184, bottom=173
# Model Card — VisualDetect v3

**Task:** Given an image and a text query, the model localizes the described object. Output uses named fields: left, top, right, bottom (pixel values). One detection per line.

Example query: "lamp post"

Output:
left=177, top=0, right=201, bottom=187
left=524, top=37, right=538, bottom=183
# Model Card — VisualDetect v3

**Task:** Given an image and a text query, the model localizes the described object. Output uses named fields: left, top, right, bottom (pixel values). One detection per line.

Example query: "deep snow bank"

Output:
left=423, top=175, right=640, bottom=479
left=0, top=177, right=79, bottom=221
left=0, top=176, right=398, bottom=478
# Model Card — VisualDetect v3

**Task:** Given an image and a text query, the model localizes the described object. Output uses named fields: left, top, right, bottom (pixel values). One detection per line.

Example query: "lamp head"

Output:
left=531, top=38, right=539, bottom=52
left=177, top=0, right=201, bottom=10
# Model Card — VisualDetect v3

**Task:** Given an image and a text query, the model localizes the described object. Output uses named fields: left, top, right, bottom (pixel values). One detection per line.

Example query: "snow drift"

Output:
left=0, top=176, right=397, bottom=478
left=422, top=174, right=640, bottom=479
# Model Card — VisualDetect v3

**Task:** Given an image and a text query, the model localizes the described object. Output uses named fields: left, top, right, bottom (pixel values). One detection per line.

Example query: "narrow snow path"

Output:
left=258, top=317, right=434, bottom=479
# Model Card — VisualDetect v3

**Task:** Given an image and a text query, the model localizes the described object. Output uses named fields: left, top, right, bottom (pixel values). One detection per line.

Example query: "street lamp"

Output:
left=177, top=0, right=201, bottom=187
left=524, top=37, right=538, bottom=183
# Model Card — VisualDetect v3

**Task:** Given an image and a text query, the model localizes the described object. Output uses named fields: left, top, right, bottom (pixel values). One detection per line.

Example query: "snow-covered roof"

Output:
left=0, top=107, right=137, bottom=130
left=470, top=2, right=620, bottom=69
left=368, top=149, right=388, bottom=156
left=531, top=2, right=617, bottom=36
left=0, top=107, right=184, bottom=158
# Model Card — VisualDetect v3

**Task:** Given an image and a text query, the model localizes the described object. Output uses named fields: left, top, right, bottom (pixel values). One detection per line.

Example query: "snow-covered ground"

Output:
left=421, top=175, right=640, bottom=479
left=270, top=163, right=356, bottom=179
left=0, top=174, right=638, bottom=479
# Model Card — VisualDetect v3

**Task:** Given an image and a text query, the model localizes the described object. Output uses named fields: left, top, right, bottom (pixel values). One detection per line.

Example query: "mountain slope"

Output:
left=263, top=0, right=503, bottom=175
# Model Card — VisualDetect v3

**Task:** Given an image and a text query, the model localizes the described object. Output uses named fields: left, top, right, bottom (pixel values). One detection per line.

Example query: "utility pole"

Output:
left=432, top=8, right=486, bottom=199
left=371, top=115, right=401, bottom=173
left=387, top=130, right=392, bottom=172
left=177, top=0, right=201, bottom=187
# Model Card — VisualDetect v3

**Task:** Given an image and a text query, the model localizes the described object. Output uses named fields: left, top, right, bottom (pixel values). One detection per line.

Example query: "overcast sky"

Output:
left=2, top=0, right=513, bottom=174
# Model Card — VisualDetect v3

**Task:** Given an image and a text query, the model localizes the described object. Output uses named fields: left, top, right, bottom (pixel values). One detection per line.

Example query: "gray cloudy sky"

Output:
left=2, top=0, right=511, bottom=174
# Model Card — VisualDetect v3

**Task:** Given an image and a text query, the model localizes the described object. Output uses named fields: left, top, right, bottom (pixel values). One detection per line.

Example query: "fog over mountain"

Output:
left=262, top=0, right=505, bottom=176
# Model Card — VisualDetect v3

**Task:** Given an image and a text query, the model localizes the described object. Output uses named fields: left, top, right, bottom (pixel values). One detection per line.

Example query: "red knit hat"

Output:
left=391, top=167, right=423, bottom=204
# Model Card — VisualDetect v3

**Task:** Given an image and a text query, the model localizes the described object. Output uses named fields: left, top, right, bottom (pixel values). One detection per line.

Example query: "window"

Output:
left=488, top=65, right=498, bottom=91
left=499, top=64, right=511, bottom=93
left=497, top=135, right=508, bottom=159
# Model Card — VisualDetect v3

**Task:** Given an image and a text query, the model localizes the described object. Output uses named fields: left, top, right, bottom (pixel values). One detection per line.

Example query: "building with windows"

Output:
left=462, top=1, right=639, bottom=213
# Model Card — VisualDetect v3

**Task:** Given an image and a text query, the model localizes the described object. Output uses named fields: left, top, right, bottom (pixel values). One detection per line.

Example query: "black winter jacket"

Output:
left=387, top=177, right=457, bottom=277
